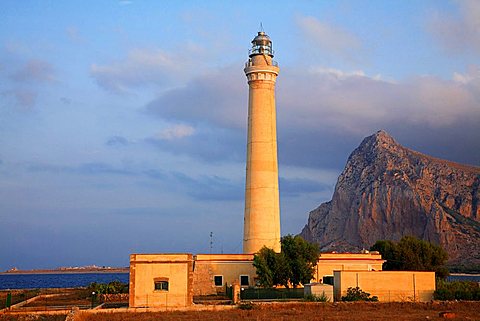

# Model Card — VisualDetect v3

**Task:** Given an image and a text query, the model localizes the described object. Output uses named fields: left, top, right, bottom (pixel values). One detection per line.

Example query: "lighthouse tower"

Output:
left=243, top=31, right=281, bottom=254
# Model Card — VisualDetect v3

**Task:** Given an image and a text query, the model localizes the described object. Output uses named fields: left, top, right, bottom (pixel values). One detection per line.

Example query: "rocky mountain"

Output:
left=300, top=130, right=480, bottom=266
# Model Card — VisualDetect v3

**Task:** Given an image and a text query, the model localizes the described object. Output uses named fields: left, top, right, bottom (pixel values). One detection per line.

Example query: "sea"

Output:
left=0, top=272, right=478, bottom=290
left=0, top=272, right=129, bottom=290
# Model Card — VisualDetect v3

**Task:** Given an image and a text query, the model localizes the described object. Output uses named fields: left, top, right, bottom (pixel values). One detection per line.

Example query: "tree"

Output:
left=253, top=235, right=320, bottom=288
left=371, top=236, right=449, bottom=278
left=253, top=247, right=277, bottom=288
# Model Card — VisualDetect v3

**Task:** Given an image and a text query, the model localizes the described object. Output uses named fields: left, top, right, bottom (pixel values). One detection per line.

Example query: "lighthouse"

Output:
left=243, top=31, right=281, bottom=254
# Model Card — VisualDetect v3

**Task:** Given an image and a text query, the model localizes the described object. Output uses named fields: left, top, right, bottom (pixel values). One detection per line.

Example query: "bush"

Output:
left=88, top=280, right=129, bottom=295
left=305, top=292, right=330, bottom=302
left=434, top=279, right=480, bottom=300
left=341, top=287, right=378, bottom=302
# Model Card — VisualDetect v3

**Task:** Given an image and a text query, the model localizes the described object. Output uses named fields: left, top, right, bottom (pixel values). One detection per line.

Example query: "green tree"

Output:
left=371, top=236, right=449, bottom=278
left=369, top=239, right=400, bottom=270
left=253, top=247, right=277, bottom=288
left=253, top=235, right=319, bottom=288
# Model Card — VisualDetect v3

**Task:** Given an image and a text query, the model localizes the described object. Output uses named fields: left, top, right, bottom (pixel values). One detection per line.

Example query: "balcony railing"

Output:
left=244, top=60, right=278, bottom=68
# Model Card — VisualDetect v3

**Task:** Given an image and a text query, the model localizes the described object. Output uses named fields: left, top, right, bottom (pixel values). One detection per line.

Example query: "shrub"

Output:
left=88, top=280, right=129, bottom=295
left=434, top=279, right=480, bottom=300
left=341, top=287, right=378, bottom=302
left=305, top=292, right=330, bottom=302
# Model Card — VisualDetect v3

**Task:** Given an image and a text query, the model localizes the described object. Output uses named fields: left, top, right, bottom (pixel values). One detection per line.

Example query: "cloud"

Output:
left=428, top=0, right=480, bottom=55
left=1, top=89, right=37, bottom=109
left=296, top=15, right=362, bottom=61
left=143, top=64, right=480, bottom=168
left=279, top=177, right=331, bottom=197
left=106, top=136, right=129, bottom=147
left=146, top=65, right=246, bottom=129
left=156, top=124, right=195, bottom=140
left=24, top=160, right=244, bottom=202
left=0, top=57, right=56, bottom=109
left=10, top=59, right=56, bottom=83
left=90, top=48, right=192, bottom=94
left=66, top=26, right=86, bottom=44
left=28, top=162, right=136, bottom=176
left=146, top=125, right=245, bottom=163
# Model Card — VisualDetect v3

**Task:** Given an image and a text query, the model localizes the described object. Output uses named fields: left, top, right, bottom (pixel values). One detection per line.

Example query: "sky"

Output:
left=1, top=0, right=479, bottom=270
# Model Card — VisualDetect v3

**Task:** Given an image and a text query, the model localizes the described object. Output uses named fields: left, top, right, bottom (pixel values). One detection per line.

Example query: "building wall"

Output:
left=333, top=270, right=436, bottom=302
left=193, top=254, right=255, bottom=295
left=312, top=253, right=385, bottom=282
left=129, top=254, right=193, bottom=308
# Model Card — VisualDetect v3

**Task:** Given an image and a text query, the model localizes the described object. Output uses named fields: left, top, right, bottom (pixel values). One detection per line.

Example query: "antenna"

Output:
left=260, top=22, right=264, bottom=32
left=209, top=232, right=213, bottom=254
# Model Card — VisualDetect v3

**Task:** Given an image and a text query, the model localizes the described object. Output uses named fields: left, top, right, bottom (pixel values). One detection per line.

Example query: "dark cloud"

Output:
left=26, top=161, right=245, bottom=202
left=279, top=177, right=331, bottom=197
left=146, top=125, right=245, bottom=163
left=27, top=162, right=135, bottom=176
left=145, top=65, right=246, bottom=129
left=106, top=136, right=129, bottom=147
left=60, top=97, right=72, bottom=105
left=143, top=65, right=480, bottom=170
left=170, top=171, right=243, bottom=201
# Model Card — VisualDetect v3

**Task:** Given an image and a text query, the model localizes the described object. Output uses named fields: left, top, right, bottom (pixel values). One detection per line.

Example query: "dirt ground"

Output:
left=72, top=301, right=480, bottom=321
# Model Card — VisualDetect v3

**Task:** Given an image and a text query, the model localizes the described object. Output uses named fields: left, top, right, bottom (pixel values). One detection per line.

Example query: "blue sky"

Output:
left=1, top=0, right=479, bottom=270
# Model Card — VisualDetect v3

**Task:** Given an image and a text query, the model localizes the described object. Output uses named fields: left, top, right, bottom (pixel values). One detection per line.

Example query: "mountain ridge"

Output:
left=300, top=130, right=480, bottom=265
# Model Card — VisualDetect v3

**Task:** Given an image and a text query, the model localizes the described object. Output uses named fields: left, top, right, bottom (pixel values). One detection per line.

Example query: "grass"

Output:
left=0, top=315, right=66, bottom=321
left=73, top=301, right=480, bottom=321
left=23, top=288, right=92, bottom=307
left=0, top=290, right=40, bottom=309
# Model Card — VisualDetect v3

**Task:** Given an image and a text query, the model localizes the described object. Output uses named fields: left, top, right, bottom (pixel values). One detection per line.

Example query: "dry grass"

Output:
left=74, top=301, right=480, bottom=321
left=0, top=315, right=66, bottom=321
left=24, top=289, right=91, bottom=307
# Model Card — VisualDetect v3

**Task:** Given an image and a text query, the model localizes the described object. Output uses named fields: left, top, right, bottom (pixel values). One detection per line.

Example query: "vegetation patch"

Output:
left=371, top=235, right=449, bottom=278
left=341, top=287, right=378, bottom=302
left=304, top=292, right=330, bottom=302
left=434, top=279, right=480, bottom=300
left=253, top=235, right=319, bottom=288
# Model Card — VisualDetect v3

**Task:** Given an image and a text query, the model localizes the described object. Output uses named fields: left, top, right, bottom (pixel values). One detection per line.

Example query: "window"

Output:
left=240, top=275, right=249, bottom=286
left=214, top=275, right=223, bottom=287
left=154, top=278, right=169, bottom=291
left=323, top=276, right=334, bottom=286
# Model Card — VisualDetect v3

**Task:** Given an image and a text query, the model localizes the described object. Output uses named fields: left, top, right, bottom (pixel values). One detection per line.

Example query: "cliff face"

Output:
left=301, top=130, right=480, bottom=265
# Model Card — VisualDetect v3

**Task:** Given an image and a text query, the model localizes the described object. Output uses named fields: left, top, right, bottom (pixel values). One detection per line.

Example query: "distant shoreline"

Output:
left=0, top=268, right=129, bottom=275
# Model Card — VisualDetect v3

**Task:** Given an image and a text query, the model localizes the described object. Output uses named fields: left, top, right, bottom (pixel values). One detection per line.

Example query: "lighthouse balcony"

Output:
left=245, top=59, right=278, bottom=68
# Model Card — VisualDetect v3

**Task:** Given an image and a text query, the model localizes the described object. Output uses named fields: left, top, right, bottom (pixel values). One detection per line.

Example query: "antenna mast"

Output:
left=209, top=232, right=213, bottom=254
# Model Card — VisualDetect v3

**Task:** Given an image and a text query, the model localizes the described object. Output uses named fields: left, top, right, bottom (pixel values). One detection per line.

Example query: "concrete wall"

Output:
left=304, top=283, right=334, bottom=302
left=193, top=254, right=255, bottom=295
left=312, top=253, right=385, bottom=283
left=129, top=254, right=193, bottom=308
left=333, top=270, right=436, bottom=302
